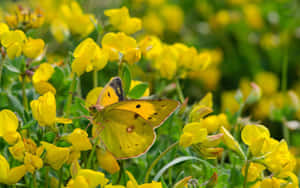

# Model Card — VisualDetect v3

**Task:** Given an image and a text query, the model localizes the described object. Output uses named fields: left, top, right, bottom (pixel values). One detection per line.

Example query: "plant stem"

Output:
left=32, top=172, right=37, bottom=188
left=45, top=166, right=49, bottom=188
left=281, top=48, right=290, bottom=144
left=144, top=141, right=179, bottom=183
left=65, top=74, right=77, bottom=117
left=93, top=70, right=98, bottom=88
left=86, top=136, right=99, bottom=169
left=58, top=167, right=63, bottom=188
left=243, top=160, right=250, bottom=188
left=21, top=75, right=29, bottom=112
left=175, top=78, right=184, bottom=103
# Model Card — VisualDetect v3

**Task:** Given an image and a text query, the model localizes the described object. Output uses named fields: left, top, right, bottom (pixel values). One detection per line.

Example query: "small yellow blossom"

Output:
left=24, top=152, right=43, bottom=173
left=1, top=30, right=27, bottom=59
left=260, top=177, right=281, bottom=188
left=85, top=87, right=103, bottom=108
left=139, top=35, right=163, bottom=60
left=23, top=37, right=45, bottom=59
left=221, top=91, right=240, bottom=114
left=0, top=109, right=20, bottom=144
left=243, top=4, right=263, bottom=29
left=179, top=123, right=208, bottom=147
left=9, top=139, right=25, bottom=161
left=96, top=149, right=120, bottom=174
left=102, top=32, right=141, bottom=64
left=66, top=169, right=109, bottom=188
left=126, top=171, right=162, bottom=188
left=105, top=7, right=142, bottom=34
left=255, top=72, right=279, bottom=96
left=72, top=38, right=108, bottom=76
left=242, top=162, right=265, bottom=182
left=0, top=154, right=27, bottom=185
left=161, top=5, right=184, bottom=32
left=31, top=92, right=56, bottom=126
left=32, top=63, right=56, bottom=95
left=41, top=141, right=70, bottom=170
left=143, top=12, right=164, bottom=36
left=220, top=126, right=245, bottom=159
left=0, top=23, right=9, bottom=39
left=67, top=128, right=92, bottom=151
left=50, top=19, right=70, bottom=43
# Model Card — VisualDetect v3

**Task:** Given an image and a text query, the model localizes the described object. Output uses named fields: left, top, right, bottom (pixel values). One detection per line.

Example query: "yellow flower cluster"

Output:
left=0, top=22, right=44, bottom=59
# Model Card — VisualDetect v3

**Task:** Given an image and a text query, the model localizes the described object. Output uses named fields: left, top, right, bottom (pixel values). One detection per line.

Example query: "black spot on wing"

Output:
left=136, top=104, right=141, bottom=108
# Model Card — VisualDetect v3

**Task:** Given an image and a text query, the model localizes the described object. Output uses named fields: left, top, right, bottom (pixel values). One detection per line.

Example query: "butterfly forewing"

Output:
left=97, top=77, right=124, bottom=107
left=105, top=99, right=180, bottom=128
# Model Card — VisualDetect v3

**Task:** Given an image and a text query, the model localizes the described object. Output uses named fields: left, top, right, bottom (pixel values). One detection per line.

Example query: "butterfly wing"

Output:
left=105, top=100, right=180, bottom=128
left=96, top=77, right=124, bottom=107
left=100, top=109, right=155, bottom=159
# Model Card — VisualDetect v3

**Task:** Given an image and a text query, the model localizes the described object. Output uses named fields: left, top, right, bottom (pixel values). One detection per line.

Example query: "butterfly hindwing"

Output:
left=97, top=77, right=124, bottom=107
left=100, top=109, right=155, bottom=159
left=105, top=99, right=179, bottom=128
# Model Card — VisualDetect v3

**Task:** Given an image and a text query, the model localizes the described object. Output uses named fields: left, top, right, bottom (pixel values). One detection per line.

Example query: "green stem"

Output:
left=58, top=167, right=63, bottom=188
left=116, top=161, right=124, bottom=184
left=175, top=78, right=184, bottom=103
left=45, top=166, right=49, bottom=188
left=65, top=74, right=77, bottom=117
left=118, top=61, right=124, bottom=77
left=243, top=160, right=250, bottom=188
left=93, top=70, right=98, bottom=88
left=22, top=75, right=29, bottom=112
left=86, top=136, right=99, bottom=169
left=32, top=172, right=37, bottom=188
left=281, top=48, right=290, bottom=144
left=144, top=141, right=179, bottom=183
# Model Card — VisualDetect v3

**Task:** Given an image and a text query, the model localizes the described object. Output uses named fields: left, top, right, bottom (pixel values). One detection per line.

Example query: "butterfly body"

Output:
left=92, top=77, right=179, bottom=159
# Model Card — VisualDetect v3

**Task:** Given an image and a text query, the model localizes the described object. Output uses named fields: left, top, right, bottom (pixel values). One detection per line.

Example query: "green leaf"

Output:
left=160, top=177, right=168, bottom=188
left=44, top=132, right=56, bottom=143
left=4, top=63, right=20, bottom=73
left=153, top=156, right=213, bottom=181
left=128, top=83, right=148, bottom=99
left=22, top=120, right=36, bottom=129
left=7, top=93, right=24, bottom=117
left=121, top=64, right=131, bottom=95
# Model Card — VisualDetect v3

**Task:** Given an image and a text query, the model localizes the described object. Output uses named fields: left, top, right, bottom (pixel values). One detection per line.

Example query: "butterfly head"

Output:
left=89, top=104, right=104, bottom=115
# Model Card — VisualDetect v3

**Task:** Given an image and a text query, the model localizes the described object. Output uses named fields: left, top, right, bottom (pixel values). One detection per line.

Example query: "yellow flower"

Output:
left=173, top=43, right=198, bottom=70
left=143, top=12, right=164, bottom=36
left=23, top=37, right=45, bottom=59
left=104, top=6, right=142, bottom=34
left=220, top=126, right=245, bottom=159
left=0, top=23, right=9, bottom=39
left=24, top=152, right=43, bottom=173
left=1, top=30, right=27, bottom=59
left=60, top=1, right=96, bottom=37
left=67, top=128, right=92, bottom=151
left=126, top=171, right=162, bottom=188
left=31, top=92, right=56, bottom=126
left=102, top=32, right=141, bottom=64
left=243, top=4, right=263, bottom=29
left=154, top=44, right=178, bottom=80
left=96, top=148, right=120, bottom=174
left=241, top=124, right=270, bottom=146
left=0, top=154, right=27, bottom=185
left=34, top=81, right=57, bottom=95
left=32, top=63, right=56, bottom=95
left=130, top=80, right=150, bottom=97
left=85, top=87, right=103, bottom=108
left=161, top=5, right=184, bottom=32
left=72, top=38, right=108, bottom=76
left=221, top=91, right=240, bottom=114
left=66, top=169, right=109, bottom=188
left=9, top=139, right=25, bottom=161
left=260, top=177, right=281, bottom=188
left=41, top=141, right=70, bottom=170
left=138, top=35, right=163, bottom=60
left=50, top=19, right=70, bottom=43
left=0, top=109, right=20, bottom=144
left=255, top=72, right=279, bottom=96
left=242, top=162, right=265, bottom=182
left=179, top=123, right=208, bottom=147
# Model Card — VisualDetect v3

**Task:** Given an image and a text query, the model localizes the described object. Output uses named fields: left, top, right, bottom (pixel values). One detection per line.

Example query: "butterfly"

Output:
left=90, top=77, right=179, bottom=159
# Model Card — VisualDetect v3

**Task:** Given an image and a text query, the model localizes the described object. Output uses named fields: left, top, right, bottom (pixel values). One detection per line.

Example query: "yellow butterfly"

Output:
left=90, top=77, right=179, bottom=159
